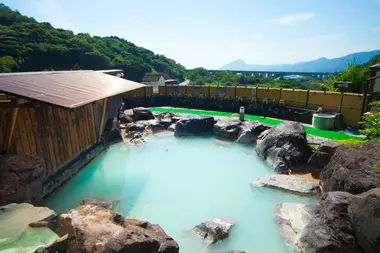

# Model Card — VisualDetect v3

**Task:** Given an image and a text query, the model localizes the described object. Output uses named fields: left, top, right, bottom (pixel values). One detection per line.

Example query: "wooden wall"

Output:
left=0, top=102, right=101, bottom=175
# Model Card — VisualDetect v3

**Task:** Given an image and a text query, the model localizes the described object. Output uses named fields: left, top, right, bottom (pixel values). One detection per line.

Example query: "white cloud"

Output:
left=269, top=13, right=316, bottom=25
left=134, top=14, right=143, bottom=19
left=254, top=33, right=264, bottom=40
left=290, top=33, right=345, bottom=43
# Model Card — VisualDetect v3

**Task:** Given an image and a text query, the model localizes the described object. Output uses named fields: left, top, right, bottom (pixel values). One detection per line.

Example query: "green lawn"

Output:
left=150, top=107, right=363, bottom=141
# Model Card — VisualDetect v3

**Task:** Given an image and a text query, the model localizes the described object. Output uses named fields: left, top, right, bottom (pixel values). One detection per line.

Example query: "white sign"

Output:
left=153, top=86, right=159, bottom=94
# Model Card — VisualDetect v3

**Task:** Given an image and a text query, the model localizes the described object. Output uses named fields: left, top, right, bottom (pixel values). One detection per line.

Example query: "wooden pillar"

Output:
left=5, top=108, right=18, bottom=153
left=98, top=97, right=108, bottom=142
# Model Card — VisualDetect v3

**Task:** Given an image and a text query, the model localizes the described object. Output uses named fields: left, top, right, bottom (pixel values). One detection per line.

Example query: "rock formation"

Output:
left=0, top=155, right=46, bottom=206
left=174, top=115, right=215, bottom=137
left=307, top=141, right=342, bottom=178
left=276, top=192, right=358, bottom=253
left=252, top=175, right=320, bottom=196
left=192, top=218, right=234, bottom=244
left=255, top=122, right=311, bottom=173
left=213, top=118, right=242, bottom=139
left=348, top=188, right=380, bottom=253
left=47, top=204, right=179, bottom=253
left=320, top=140, right=380, bottom=194
left=133, top=107, right=155, bottom=121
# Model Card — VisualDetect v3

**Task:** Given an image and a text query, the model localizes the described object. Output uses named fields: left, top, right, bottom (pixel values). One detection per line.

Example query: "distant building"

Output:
left=141, top=73, right=171, bottom=85
left=164, top=79, right=179, bottom=86
left=369, top=63, right=380, bottom=100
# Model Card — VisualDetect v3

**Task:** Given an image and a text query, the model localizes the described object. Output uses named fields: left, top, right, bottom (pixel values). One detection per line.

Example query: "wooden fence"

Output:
left=123, top=85, right=369, bottom=127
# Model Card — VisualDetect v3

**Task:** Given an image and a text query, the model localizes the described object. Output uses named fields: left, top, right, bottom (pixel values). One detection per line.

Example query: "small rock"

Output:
left=236, top=121, right=270, bottom=144
left=192, top=218, right=234, bottom=244
left=133, top=107, right=155, bottom=121
left=252, top=175, right=320, bottom=196
left=151, top=123, right=168, bottom=133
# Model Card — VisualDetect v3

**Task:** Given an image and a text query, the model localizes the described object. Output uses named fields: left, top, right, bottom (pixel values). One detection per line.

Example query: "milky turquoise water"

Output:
left=45, top=134, right=317, bottom=253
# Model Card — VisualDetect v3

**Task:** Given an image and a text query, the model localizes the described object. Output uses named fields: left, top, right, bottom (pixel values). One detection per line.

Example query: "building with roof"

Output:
left=369, top=63, right=380, bottom=100
left=141, top=73, right=172, bottom=85
left=0, top=70, right=144, bottom=203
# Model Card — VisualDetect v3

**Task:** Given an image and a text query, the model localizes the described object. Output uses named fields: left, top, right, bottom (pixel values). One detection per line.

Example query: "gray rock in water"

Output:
left=255, top=122, right=311, bottom=173
left=252, top=175, right=320, bottom=196
left=320, top=140, right=380, bottom=194
left=192, top=218, right=234, bottom=244
left=49, top=204, right=179, bottom=253
left=348, top=188, right=380, bottom=253
left=276, top=191, right=358, bottom=253
left=307, top=141, right=342, bottom=178
left=213, top=118, right=242, bottom=139
left=175, top=115, right=215, bottom=137
left=236, top=121, right=270, bottom=144
left=81, top=198, right=119, bottom=210
left=133, top=107, right=155, bottom=121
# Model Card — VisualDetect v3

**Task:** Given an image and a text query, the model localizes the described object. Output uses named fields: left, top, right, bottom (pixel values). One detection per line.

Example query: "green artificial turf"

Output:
left=150, top=107, right=363, bottom=141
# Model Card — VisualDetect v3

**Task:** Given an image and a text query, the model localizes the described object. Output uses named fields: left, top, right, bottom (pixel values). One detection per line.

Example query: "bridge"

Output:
left=208, top=70, right=332, bottom=81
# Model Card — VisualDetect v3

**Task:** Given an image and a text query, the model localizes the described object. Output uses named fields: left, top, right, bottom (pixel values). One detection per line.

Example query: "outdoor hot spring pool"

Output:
left=45, top=134, right=317, bottom=253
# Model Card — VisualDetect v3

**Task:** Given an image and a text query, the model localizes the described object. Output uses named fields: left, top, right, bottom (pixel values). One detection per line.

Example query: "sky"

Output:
left=2, top=0, right=380, bottom=69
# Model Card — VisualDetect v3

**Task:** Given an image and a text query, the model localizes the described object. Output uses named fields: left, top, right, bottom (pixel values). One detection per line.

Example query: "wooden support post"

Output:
left=98, top=97, right=108, bottom=142
left=5, top=108, right=18, bottom=153
left=338, top=91, right=344, bottom=113
left=306, top=89, right=310, bottom=108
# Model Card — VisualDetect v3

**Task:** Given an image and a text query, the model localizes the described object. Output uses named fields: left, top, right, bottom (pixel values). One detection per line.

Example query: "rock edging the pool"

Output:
left=37, top=203, right=180, bottom=253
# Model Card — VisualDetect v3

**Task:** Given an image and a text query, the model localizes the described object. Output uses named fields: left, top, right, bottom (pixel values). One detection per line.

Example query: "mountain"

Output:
left=221, top=50, right=380, bottom=73
left=0, top=4, right=186, bottom=81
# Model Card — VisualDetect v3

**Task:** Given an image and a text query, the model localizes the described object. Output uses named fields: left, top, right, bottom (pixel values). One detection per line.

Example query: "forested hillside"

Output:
left=0, top=4, right=186, bottom=81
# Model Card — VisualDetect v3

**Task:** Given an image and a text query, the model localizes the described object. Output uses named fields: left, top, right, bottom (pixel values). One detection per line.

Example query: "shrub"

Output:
left=359, top=101, right=380, bottom=140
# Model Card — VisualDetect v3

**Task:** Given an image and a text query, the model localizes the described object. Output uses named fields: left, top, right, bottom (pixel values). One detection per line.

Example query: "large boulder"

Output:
left=213, top=118, right=242, bottom=139
left=255, top=122, right=311, bottom=173
left=192, top=218, right=234, bottom=244
left=348, top=188, right=380, bottom=253
left=320, top=140, right=380, bottom=194
left=307, top=141, right=342, bottom=178
left=252, top=175, right=320, bottom=196
left=276, top=191, right=358, bottom=253
left=174, top=115, right=215, bottom=137
left=0, top=155, right=45, bottom=206
left=236, top=121, right=270, bottom=144
left=48, top=204, right=179, bottom=253
left=102, top=118, right=122, bottom=145
left=133, top=107, right=155, bottom=121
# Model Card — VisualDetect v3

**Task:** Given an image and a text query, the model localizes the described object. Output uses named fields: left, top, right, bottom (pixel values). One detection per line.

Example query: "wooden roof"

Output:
left=0, top=70, right=145, bottom=109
